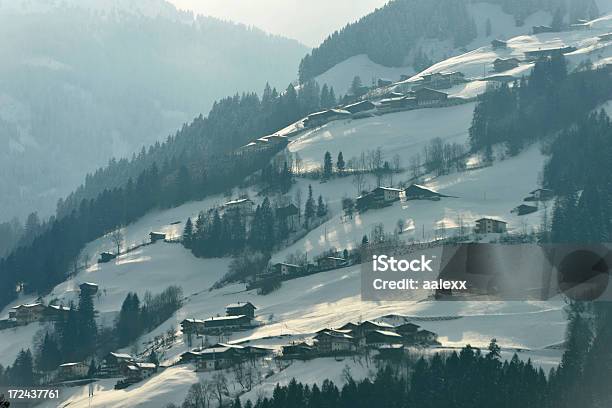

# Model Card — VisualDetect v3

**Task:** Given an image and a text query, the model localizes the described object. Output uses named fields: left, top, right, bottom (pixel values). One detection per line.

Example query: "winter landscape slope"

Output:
left=7, top=7, right=612, bottom=407
left=0, top=85, right=564, bottom=408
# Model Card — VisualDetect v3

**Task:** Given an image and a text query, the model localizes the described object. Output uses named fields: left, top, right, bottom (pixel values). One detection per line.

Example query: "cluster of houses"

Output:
left=511, top=188, right=554, bottom=216
left=181, top=302, right=258, bottom=338
left=178, top=319, right=439, bottom=372
left=1, top=283, right=98, bottom=328
left=282, top=320, right=439, bottom=359
left=98, top=231, right=170, bottom=264
left=180, top=343, right=273, bottom=372
left=236, top=133, right=289, bottom=156
left=489, top=36, right=581, bottom=75
left=356, top=184, right=448, bottom=212
left=353, top=184, right=510, bottom=235
left=42, top=350, right=157, bottom=387
left=412, top=71, right=465, bottom=90
left=300, top=86, right=451, bottom=129
left=251, top=255, right=350, bottom=289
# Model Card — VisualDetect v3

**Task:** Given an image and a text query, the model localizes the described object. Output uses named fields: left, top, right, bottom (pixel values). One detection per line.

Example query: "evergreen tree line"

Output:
left=0, top=290, right=97, bottom=386
left=545, top=111, right=612, bottom=243
left=298, top=0, right=478, bottom=83
left=469, top=56, right=612, bottom=159
left=0, top=146, right=278, bottom=313
left=228, top=321, right=612, bottom=408
left=527, top=75, right=612, bottom=407
left=484, top=0, right=598, bottom=25
left=183, top=185, right=327, bottom=258
left=115, top=286, right=183, bottom=347
left=237, top=341, right=548, bottom=408
left=56, top=80, right=336, bottom=218
left=0, top=286, right=183, bottom=387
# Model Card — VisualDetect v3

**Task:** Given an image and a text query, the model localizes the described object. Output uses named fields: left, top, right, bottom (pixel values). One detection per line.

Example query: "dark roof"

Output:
left=405, top=184, right=446, bottom=197
left=226, top=302, right=256, bottom=310
left=343, top=100, right=375, bottom=113
left=276, top=204, right=299, bottom=217
left=475, top=217, right=507, bottom=224
left=415, top=87, right=448, bottom=98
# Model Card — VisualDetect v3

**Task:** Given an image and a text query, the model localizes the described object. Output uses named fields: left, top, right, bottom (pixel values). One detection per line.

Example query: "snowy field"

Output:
left=287, top=102, right=475, bottom=172
left=9, top=7, right=612, bottom=405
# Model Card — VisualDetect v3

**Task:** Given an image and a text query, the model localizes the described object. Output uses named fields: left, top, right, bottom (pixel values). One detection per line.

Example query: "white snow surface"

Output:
left=9, top=9, right=611, bottom=405
left=315, top=54, right=413, bottom=96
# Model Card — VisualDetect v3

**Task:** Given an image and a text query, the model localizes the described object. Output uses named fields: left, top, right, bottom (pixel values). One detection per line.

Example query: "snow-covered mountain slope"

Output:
left=0, top=103, right=556, bottom=371
left=314, top=3, right=552, bottom=95
left=10, top=10, right=612, bottom=406
left=399, top=11, right=612, bottom=89
left=0, top=0, right=184, bottom=19
left=288, top=103, right=475, bottom=172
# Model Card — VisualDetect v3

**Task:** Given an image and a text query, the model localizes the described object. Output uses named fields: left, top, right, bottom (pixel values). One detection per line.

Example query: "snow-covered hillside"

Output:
left=0, top=91, right=565, bottom=407
left=314, top=3, right=552, bottom=95
left=10, top=8, right=612, bottom=408
left=398, top=10, right=612, bottom=90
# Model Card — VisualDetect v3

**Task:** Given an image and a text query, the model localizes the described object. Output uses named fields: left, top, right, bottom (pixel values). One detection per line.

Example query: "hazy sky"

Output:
left=168, top=0, right=390, bottom=47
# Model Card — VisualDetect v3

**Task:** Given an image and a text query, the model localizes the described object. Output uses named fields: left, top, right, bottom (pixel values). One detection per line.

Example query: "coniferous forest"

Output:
left=0, top=80, right=336, bottom=314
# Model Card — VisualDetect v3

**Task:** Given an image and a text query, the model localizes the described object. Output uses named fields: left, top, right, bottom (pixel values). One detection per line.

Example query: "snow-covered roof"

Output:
left=224, top=198, right=253, bottom=206
left=11, top=303, right=43, bottom=309
left=372, top=330, right=402, bottom=337
left=226, top=302, right=256, bottom=309
left=204, top=315, right=248, bottom=322
left=109, top=352, right=133, bottom=360
left=136, top=362, right=156, bottom=369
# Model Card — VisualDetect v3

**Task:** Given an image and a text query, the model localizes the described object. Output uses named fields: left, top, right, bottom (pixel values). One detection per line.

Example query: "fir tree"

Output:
left=304, top=185, right=315, bottom=227
left=336, top=152, right=345, bottom=174
left=77, top=287, right=97, bottom=358
left=316, top=195, right=326, bottom=217
left=182, top=217, right=194, bottom=248
left=37, top=332, right=61, bottom=372
left=323, top=151, right=333, bottom=180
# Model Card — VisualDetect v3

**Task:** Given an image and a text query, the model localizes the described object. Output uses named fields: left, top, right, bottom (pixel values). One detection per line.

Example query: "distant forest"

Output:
left=0, top=79, right=337, bottom=313
left=298, top=0, right=478, bottom=82
left=468, top=56, right=612, bottom=243
left=297, top=0, right=599, bottom=83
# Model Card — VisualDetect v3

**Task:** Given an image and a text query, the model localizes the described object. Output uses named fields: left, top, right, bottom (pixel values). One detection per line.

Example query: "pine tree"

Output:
left=304, top=185, right=315, bottom=227
left=323, top=151, right=333, bottom=180
left=11, top=349, right=34, bottom=386
left=485, top=18, right=492, bottom=37
left=116, top=293, right=141, bottom=346
left=37, top=332, right=61, bottom=372
left=336, top=152, right=345, bottom=174
left=77, top=288, right=97, bottom=358
left=350, top=76, right=364, bottom=96
left=361, top=235, right=369, bottom=246
left=182, top=217, right=194, bottom=248
left=316, top=195, right=326, bottom=217
left=59, top=304, right=79, bottom=361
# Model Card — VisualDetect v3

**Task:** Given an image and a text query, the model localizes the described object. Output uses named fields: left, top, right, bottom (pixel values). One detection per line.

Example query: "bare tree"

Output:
left=392, top=154, right=402, bottom=172
left=456, top=214, right=465, bottom=236
left=211, top=372, right=229, bottom=408
left=80, top=251, right=91, bottom=269
left=396, top=219, right=405, bottom=235
left=410, top=153, right=421, bottom=180
left=352, top=173, right=366, bottom=195
left=293, top=152, right=303, bottom=175
left=109, top=228, right=124, bottom=255
left=233, top=362, right=246, bottom=391
left=294, top=188, right=303, bottom=225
